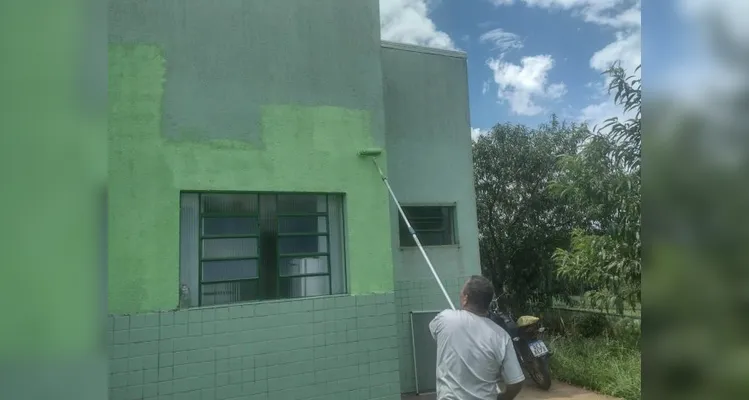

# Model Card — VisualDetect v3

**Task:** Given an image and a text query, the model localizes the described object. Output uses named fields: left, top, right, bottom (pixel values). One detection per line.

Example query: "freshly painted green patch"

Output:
left=109, top=46, right=394, bottom=314
left=109, top=45, right=175, bottom=314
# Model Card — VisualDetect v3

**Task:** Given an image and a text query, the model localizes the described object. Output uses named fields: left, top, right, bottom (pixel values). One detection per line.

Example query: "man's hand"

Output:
left=497, top=382, right=523, bottom=400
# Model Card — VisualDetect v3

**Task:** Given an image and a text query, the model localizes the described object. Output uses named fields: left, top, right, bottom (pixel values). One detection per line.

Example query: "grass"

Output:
left=549, top=335, right=641, bottom=400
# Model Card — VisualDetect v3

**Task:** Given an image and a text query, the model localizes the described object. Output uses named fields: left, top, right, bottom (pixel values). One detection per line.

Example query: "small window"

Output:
left=399, top=205, right=457, bottom=247
left=179, top=192, right=347, bottom=307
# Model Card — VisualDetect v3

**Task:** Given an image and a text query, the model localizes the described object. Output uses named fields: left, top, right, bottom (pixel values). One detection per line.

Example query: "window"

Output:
left=180, top=192, right=346, bottom=307
left=399, top=205, right=457, bottom=247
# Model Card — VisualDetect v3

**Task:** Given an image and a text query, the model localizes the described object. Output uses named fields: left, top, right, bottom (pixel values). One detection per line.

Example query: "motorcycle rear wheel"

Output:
left=527, top=356, right=552, bottom=390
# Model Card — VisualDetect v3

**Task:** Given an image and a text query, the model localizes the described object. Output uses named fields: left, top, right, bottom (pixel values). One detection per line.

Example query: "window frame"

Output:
left=180, top=191, right=348, bottom=308
left=398, top=203, right=458, bottom=248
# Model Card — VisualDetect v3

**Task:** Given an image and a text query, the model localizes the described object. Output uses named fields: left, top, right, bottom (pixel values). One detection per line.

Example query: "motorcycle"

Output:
left=488, top=298, right=553, bottom=390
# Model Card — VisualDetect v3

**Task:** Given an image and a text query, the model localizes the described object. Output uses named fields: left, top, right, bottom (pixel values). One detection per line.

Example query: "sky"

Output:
left=377, top=0, right=749, bottom=141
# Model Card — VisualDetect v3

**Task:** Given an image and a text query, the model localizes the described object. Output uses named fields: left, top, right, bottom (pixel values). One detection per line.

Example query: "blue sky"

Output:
left=380, top=0, right=644, bottom=138
left=379, top=0, right=749, bottom=138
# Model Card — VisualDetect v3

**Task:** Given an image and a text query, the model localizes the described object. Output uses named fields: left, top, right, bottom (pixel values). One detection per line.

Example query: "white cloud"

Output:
left=578, top=98, right=627, bottom=131
left=590, top=30, right=641, bottom=74
left=379, top=0, right=456, bottom=50
left=471, top=127, right=489, bottom=141
left=490, top=0, right=641, bottom=124
left=479, top=28, right=524, bottom=52
left=482, top=80, right=491, bottom=95
left=487, top=55, right=567, bottom=116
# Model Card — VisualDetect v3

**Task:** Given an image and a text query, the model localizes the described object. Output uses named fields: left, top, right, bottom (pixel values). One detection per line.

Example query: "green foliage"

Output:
left=550, top=335, right=641, bottom=400
left=574, top=312, right=610, bottom=338
left=473, top=116, right=587, bottom=313
left=551, top=63, right=642, bottom=314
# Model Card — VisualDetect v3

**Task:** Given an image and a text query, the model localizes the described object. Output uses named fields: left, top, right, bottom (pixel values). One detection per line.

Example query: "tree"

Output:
left=473, top=116, right=586, bottom=313
left=551, top=63, right=642, bottom=314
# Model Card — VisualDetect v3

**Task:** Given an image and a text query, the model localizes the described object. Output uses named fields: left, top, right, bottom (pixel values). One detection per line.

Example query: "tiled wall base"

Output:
left=108, top=293, right=400, bottom=400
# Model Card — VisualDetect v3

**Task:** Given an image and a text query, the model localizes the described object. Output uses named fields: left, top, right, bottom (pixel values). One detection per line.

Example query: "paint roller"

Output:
left=358, top=148, right=456, bottom=310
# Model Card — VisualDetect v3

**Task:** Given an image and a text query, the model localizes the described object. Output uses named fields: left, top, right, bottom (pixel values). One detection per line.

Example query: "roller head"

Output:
left=357, top=148, right=383, bottom=157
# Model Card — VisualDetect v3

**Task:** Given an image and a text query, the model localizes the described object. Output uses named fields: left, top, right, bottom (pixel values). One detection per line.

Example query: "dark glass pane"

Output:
left=278, top=216, right=327, bottom=234
left=203, top=217, right=258, bottom=236
left=201, top=194, right=258, bottom=214
left=201, top=280, right=258, bottom=306
left=403, top=206, right=444, bottom=219
left=409, top=217, right=444, bottom=231
left=279, top=255, right=329, bottom=277
left=202, top=259, right=259, bottom=282
left=416, top=231, right=453, bottom=246
left=399, top=206, right=455, bottom=247
left=278, top=235, right=328, bottom=254
left=278, top=275, right=330, bottom=299
left=202, top=238, right=258, bottom=259
left=277, top=194, right=326, bottom=214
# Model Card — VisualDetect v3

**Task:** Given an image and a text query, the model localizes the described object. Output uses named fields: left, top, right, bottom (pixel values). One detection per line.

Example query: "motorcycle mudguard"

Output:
left=516, top=315, right=540, bottom=327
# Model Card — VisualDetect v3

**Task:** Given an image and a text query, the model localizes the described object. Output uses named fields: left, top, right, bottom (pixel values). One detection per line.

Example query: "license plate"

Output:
left=529, top=341, right=549, bottom=357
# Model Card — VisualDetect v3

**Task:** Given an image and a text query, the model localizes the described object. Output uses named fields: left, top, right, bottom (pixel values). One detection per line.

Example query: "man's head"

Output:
left=460, top=275, right=495, bottom=315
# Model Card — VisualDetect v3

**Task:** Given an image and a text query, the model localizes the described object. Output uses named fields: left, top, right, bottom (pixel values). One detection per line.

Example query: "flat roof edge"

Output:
left=380, top=40, right=468, bottom=59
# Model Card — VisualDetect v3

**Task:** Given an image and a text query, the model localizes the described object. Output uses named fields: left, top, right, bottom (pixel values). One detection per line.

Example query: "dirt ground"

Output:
left=401, top=380, right=618, bottom=400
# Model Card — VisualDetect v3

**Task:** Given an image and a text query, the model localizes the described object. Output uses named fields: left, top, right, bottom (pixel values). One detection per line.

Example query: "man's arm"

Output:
left=497, top=338, right=525, bottom=400
left=497, top=382, right=523, bottom=400
left=428, top=310, right=449, bottom=340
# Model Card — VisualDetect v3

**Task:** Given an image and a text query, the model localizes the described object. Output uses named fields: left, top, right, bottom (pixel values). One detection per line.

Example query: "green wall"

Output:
left=380, top=43, right=481, bottom=393
left=108, top=0, right=394, bottom=314
left=381, top=43, right=480, bottom=283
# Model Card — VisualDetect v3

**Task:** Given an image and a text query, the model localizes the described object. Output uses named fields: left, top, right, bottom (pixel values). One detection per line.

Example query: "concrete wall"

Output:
left=108, top=0, right=393, bottom=314
left=381, top=42, right=481, bottom=393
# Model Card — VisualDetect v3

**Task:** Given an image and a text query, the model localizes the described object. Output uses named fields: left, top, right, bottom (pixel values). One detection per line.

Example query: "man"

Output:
left=429, top=275, right=525, bottom=400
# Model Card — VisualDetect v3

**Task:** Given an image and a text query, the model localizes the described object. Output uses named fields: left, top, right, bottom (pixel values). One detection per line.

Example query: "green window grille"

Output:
left=179, top=192, right=346, bottom=307
left=399, top=205, right=457, bottom=247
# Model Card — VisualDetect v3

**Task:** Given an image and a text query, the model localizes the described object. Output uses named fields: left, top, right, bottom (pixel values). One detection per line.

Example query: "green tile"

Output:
left=228, top=305, right=244, bottom=319
left=159, top=353, right=174, bottom=367
left=173, top=311, right=189, bottom=325
left=188, top=323, right=202, bottom=336
left=111, top=359, right=128, bottom=374
left=242, top=368, right=254, bottom=383
left=202, top=308, right=216, bottom=322
left=201, top=388, right=216, bottom=400
left=110, top=372, right=128, bottom=388
left=144, top=368, right=159, bottom=384
left=228, top=371, right=242, bottom=385
left=112, top=344, right=129, bottom=359
left=157, top=380, right=173, bottom=395
left=159, top=312, right=174, bottom=326
left=173, top=351, right=189, bottom=365
left=215, top=383, right=242, bottom=400
left=114, top=331, right=130, bottom=344
left=173, top=389, right=200, bottom=400
left=243, top=380, right=268, bottom=394
left=159, top=339, right=174, bottom=353
left=214, top=308, right=230, bottom=320
left=125, top=385, right=143, bottom=400
left=130, top=341, right=160, bottom=357
left=202, top=321, right=216, bottom=335
left=214, top=346, right=229, bottom=360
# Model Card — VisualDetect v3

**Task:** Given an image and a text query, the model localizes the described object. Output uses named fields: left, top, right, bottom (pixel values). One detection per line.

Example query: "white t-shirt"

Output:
left=429, top=309, right=525, bottom=400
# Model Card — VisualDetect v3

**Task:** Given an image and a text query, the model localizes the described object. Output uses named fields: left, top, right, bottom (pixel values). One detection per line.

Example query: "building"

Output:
left=108, top=0, right=480, bottom=399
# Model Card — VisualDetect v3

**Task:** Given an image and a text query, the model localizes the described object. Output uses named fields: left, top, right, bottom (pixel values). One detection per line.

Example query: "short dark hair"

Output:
left=463, top=275, right=495, bottom=313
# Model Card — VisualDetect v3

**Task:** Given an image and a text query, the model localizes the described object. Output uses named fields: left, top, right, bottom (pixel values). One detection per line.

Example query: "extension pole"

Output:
left=369, top=157, right=456, bottom=310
